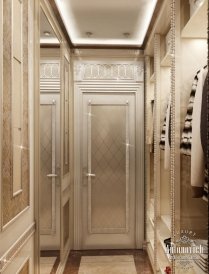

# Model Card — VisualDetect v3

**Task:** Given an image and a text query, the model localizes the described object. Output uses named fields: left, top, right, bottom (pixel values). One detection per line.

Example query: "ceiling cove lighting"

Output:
left=86, top=32, right=93, bottom=37
left=44, top=31, right=51, bottom=36
left=54, top=0, right=158, bottom=46
left=123, top=32, right=130, bottom=38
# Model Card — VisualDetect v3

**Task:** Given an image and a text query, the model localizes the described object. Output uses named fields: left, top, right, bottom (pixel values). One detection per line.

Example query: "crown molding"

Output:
left=73, top=48, right=144, bottom=59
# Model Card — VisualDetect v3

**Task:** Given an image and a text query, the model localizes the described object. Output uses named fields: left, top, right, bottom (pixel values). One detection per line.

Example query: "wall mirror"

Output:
left=39, top=7, right=61, bottom=273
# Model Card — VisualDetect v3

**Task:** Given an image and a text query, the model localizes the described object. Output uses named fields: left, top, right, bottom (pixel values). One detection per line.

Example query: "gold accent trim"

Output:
left=153, top=33, right=161, bottom=272
left=170, top=0, right=176, bottom=272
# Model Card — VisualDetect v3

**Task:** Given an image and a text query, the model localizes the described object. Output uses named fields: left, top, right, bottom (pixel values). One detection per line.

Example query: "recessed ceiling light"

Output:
left=123, top=32, right=130, bottom=38
left=86, top=32, right=93, bottom=37
left=44, top=31, right=51, bottom=36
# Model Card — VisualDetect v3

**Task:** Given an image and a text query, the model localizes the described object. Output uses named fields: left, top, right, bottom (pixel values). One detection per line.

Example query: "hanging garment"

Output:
left=201, top=72, right=208, bottom=202
left=160, top=116, right=166, bottom=150
left=159, top=94, right=171, bottom=170
left=146, top=99, right=154, bottom=152
left=164, top=94, right=171, bottom=170
left=191, top=67, right=208, bottom=197
left=180, top=69, right=202, bottom=155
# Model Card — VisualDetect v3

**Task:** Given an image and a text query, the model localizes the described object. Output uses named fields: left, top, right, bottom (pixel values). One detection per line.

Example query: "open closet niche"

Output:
left=174, top=0, right=208, bottom=273
left=145, top=0, right=172, bottom=272
left=145, top=0, right=208, bottom=273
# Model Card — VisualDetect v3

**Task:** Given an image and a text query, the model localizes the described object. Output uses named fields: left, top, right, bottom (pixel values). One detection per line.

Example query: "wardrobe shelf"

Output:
left=150, top=198, right=154, bottom=207
left=148, top=214, right=154, bottom=228
left=157, top=241, right=171, bottom=273
left=147, top=242, right=155, bottom=271
left=157, top=236, right=171, bottom=263
left=161, top=215, right=171, bottom=232
left=150, top=73, right=155, bottom=83
left=159, top=267, right=165, bottom=274
left=181, top=0, right=207, bottom=39
left=161, top=52, right=171, bottom=67
left=157, top=220, right=171, bottom=263
left=150, top=238, right=154, bottom=251
left=158, top=263, right=171, bottom=274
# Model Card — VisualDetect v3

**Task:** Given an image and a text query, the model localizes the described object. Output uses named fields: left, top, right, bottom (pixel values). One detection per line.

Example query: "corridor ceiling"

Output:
left=40, top=9, right=59, bottom=44
left=53, top=0, right=158, bottom=47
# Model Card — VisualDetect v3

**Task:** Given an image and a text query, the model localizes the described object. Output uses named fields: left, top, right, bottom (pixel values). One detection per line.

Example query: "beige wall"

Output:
left=0, top=0, right=35, bottom=273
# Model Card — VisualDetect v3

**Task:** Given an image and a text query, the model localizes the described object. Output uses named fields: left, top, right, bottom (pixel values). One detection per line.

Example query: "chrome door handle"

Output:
left=47, top=174, right=58, bottom=178
left=86, top=173, right=96, bottom=177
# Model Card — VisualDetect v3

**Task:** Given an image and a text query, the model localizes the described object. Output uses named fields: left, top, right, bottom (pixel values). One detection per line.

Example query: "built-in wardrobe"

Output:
left=145, top=0, right=208, bottom=273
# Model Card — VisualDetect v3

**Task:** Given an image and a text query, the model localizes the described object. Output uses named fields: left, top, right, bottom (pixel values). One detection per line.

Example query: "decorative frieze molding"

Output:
left=74, top=62, right=144, bottom=82
left=0, top=223, right=35, bottom=272
left=73, top=48, right=144, bottom=58
left=40, top=62, right=60, bottom=79
left=40, top=61, right=60, bottom=92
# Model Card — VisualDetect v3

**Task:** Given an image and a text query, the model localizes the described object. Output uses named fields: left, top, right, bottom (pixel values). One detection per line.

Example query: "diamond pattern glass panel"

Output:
left=40, top=105, right=53, bottom=232
left=91, top=105, right=127, bottom=230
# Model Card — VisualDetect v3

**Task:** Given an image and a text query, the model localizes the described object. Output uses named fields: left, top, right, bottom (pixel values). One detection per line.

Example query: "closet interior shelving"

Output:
left=145, top=0, right=208, bottom=273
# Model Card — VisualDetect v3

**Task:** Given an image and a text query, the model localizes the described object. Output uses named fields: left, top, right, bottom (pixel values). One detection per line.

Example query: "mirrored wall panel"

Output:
left=2, top=0, right=29, bottom=227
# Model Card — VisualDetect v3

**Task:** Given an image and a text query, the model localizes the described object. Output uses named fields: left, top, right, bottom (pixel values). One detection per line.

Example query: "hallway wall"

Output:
left=0, top=0, right=35, bottom=273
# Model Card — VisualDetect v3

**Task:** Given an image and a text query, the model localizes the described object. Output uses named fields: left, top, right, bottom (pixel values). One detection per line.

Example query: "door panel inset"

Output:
left=89, top=104, right=128, bottom=233
left=82, top=93, right=136, bottom=249
left=40, top=102, right=56, bottom=235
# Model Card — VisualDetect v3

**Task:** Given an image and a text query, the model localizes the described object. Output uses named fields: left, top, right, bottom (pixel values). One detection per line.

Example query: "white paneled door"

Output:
left=82, top=92, right=136, bottom=249
left=40, top=94, right=60, bottom=249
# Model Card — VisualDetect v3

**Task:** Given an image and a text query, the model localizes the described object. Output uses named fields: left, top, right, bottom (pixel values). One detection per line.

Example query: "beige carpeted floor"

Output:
left=40, top=257, right=57, bottom=274
left=78, top=255, right=137, bottom=274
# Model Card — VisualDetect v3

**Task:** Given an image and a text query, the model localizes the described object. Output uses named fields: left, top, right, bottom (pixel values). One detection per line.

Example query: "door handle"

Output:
left=86, top=173, right=96, bottom=177
left=47, top=174, right=58, bottom=178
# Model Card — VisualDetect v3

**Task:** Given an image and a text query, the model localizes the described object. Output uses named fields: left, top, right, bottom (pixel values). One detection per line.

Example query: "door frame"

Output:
left=74, top=83, right=144, bottom=249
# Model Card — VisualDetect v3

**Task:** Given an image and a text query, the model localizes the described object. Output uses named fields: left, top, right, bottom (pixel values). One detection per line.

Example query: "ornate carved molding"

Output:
left=40, top=61, right=60, bottom=92
left=0, top=223, right=35, bottom=272
left=40, top=62, right=60, bottom=79
left=74, top=62, right=144, bottom=82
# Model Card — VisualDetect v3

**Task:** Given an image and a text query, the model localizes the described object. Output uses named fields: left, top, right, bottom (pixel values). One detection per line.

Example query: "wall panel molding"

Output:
left=17, top=258, right=29, bottom=274
left=2, top=0, right=29, bottom=228
left=63, top=56, right=70, bottom=175
left=0, top=223, right=35, bottom=272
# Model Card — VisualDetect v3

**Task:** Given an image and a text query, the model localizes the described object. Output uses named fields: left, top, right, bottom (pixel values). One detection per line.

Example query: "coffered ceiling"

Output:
left=53, top=0, right=158, bottom=47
